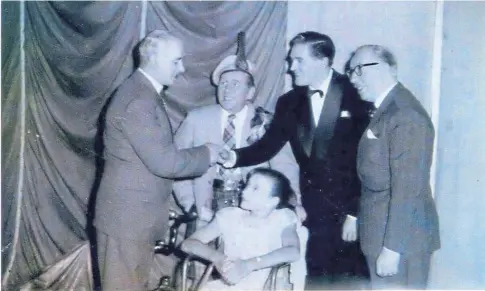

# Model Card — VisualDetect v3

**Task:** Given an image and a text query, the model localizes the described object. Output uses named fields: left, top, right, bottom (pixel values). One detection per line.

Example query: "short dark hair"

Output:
left=245, top=168, right=296, bottom=211
left=290, top=31, right=335, bottom=66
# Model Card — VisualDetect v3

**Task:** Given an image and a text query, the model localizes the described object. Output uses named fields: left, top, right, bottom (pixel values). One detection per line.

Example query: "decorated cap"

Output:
left=212, top=32, right=255, bottom=85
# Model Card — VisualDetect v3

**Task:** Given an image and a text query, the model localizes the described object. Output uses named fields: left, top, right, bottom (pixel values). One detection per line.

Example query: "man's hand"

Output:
left=376, top=247, right=400, bottom=277
left=205, top=143, right=222, bottom=166
left=218, top=149, right=237, bottom=168
left=342, top=215, right=357, bottom=242
left=218, top=148, right=231, bottom=164
left=295, top=204, right=307, bottom=222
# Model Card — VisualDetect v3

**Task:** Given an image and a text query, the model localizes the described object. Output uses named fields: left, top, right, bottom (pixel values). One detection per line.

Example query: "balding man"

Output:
left=93, top=30, right=220, bottom=290
left=348, top=45, right=440, bottom=289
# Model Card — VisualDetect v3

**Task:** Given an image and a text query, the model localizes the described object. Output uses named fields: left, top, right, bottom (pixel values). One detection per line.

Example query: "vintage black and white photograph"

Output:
left=1, top=1, right=484, bottom=290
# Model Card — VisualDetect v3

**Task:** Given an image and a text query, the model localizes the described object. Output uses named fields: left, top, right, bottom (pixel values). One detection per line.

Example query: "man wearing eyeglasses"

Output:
left=219, top=31, right=372, bottom=288
left=348, top=45, right=440, bottom=289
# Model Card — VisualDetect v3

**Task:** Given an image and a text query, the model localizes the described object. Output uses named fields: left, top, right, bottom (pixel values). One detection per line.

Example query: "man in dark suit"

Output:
left=221, top=31, right=371, bottom=288
left=348, top=44, right=440, bottom=289
left=93, top=30, right=220, bottom=291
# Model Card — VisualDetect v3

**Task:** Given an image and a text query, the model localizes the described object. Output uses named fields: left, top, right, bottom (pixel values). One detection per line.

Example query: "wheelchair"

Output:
left=151, top=206, right=293, bottom=291
left=153, top=179, right=306, bottom=291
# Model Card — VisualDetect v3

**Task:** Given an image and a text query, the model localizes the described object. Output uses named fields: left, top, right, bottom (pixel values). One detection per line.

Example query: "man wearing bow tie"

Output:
left=349, top=45, right=440, bottom=289
left=221, top=31, right=371, bottom=288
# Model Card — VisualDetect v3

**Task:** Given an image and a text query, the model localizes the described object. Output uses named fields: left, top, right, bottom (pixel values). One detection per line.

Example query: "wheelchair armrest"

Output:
left=268, top=262, right=291, bottom=291
left=181, top=255, right=214, bottom=291
left=154, top=206, right=198, bottom=255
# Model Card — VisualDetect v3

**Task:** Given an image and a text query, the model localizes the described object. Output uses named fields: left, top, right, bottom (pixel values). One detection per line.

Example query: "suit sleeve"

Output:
left=235, top=97, right=291, bottom=167
left=341, top=85, right=370, bottom=218
left=172, top=112, right=197, bottom=211
left=268, top=142, right=301, bottom=204
left=384, top=112, right=433, bottom=253
left=121, top=98, right=210, bottom=179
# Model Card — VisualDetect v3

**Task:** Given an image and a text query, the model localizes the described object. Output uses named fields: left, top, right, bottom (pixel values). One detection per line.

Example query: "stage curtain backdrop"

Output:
left=1, top=1, right=287, bottom=289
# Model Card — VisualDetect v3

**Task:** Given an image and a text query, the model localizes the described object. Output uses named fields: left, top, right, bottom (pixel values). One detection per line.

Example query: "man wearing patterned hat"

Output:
left=173, top=32, right=302, bottom=225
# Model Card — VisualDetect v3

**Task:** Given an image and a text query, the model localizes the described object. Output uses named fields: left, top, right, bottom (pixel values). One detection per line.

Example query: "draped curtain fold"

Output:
left=1, top=1, right=287, bottom=289
left=147, top=1, right=287, bottom=127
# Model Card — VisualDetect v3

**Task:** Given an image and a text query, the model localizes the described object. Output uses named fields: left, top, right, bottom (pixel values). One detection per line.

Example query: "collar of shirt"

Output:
left=138, top=68, right=163, bottom=95
left=375, top=82, right=398, bottom=109
left=220, top=105, right=249, bottom=148
left=309, top=69, right=333, bottom=124
left=309, top=69, right=333, bottom=97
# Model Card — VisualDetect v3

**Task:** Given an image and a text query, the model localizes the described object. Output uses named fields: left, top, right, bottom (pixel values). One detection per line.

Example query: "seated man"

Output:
left=173, top=32, right=302, bottom=225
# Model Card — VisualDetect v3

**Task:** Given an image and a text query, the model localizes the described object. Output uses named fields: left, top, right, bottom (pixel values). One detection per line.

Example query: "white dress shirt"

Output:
left=374, top=82, right=398, bottom=109
left=309, top=69, right=333, bottom=124
left=138, top=68, right=163, bottom=94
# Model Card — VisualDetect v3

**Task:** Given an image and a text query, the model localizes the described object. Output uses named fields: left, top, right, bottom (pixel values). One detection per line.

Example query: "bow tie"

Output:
left=308, top=89, right=324, bottom=98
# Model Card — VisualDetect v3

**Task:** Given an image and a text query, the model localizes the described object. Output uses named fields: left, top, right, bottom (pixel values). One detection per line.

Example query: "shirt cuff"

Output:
left=346, top=214, right=357, bottom=221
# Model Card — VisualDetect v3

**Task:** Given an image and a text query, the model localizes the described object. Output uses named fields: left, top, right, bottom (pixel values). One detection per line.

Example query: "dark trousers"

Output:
left=305, top=219, right=368, bottom=278
left=301, top=185, right=369, bottom=289
left=365, top=252, right=431, bottom=289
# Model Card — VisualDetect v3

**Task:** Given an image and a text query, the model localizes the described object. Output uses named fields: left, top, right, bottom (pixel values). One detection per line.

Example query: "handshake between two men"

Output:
left=204, top=144, right=235, bottom=168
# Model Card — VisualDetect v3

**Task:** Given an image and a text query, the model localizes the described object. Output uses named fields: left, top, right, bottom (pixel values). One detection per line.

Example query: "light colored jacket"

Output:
left=173, top=103, right=300, bottom=219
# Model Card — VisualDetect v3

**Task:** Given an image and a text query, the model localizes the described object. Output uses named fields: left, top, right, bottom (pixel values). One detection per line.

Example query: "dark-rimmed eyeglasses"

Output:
left=346, top=62, right=379, bottom=77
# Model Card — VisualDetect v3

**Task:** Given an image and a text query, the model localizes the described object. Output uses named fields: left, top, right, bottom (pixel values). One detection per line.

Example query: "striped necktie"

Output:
left=218, top=114, right=237, bottom=181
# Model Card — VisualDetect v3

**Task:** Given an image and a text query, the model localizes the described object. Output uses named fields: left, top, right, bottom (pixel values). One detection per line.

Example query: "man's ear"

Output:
left=321, top=56, right=331, bottom=68
left=246, top=86, right=256, bottom=101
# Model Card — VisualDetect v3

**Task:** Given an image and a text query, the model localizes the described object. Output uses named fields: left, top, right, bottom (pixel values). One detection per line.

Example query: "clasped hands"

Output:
left=204, top=143, right=233, bottom=166
left=214, top=256, right=253, bottom=285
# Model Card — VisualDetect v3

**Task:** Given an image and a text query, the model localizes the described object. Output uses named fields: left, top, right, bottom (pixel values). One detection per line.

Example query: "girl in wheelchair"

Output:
left=181, top=167, right=302, bottom=290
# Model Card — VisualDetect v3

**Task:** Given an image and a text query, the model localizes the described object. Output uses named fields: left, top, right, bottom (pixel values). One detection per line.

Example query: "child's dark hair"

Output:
left=245, top=167, right=296, bottom=211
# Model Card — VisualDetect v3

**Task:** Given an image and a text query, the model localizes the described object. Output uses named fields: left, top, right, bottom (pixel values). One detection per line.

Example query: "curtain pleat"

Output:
left=1, top=2, right=287, bottom=288
left=147, top=1, right=287, bottom=127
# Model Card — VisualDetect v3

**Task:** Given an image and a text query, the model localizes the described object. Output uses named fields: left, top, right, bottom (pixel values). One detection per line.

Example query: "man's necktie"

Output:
left=218, top=114, right=237, bottom=181
left=308, top=89, right=324, bottom=98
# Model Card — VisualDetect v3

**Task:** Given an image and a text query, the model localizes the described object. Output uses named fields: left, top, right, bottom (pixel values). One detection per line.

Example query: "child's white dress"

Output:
left=201, top=207, right=298, bottom=291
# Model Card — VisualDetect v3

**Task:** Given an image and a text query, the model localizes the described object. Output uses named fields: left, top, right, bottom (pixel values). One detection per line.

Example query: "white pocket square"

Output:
left=340, top=110, right=351, bottom=118
left=366, top=129, right=378, bottom=139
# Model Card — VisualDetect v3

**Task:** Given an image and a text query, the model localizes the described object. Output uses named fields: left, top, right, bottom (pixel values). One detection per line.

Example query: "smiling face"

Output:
left=289, top=43, right=328, bottom=87
left=348, top=47, right=399, bottom=103
left=240, top=173, right=279, bottom=212
left=217, top=70, right=255, bottom=114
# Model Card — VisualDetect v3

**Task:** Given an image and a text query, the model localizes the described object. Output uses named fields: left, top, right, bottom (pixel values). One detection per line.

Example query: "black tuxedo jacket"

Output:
left=235, top=71, right=371, bottom=222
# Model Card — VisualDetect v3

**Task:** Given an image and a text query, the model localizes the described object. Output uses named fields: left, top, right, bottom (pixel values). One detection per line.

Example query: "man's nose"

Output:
left=179, top=61, right=185, bottom=74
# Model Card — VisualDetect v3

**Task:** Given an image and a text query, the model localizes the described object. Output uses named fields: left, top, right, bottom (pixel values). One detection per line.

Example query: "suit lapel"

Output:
left=212, top=107, right=224, bottom=143
left=311, top=73, right=343, bottom=160
left=367, top=83, right=401, bottom=133
left=295, top=87, right=315, bottom=157
left=136, top=70, right=174, bottom=133
left=241, top=104, right=256, bottom=147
